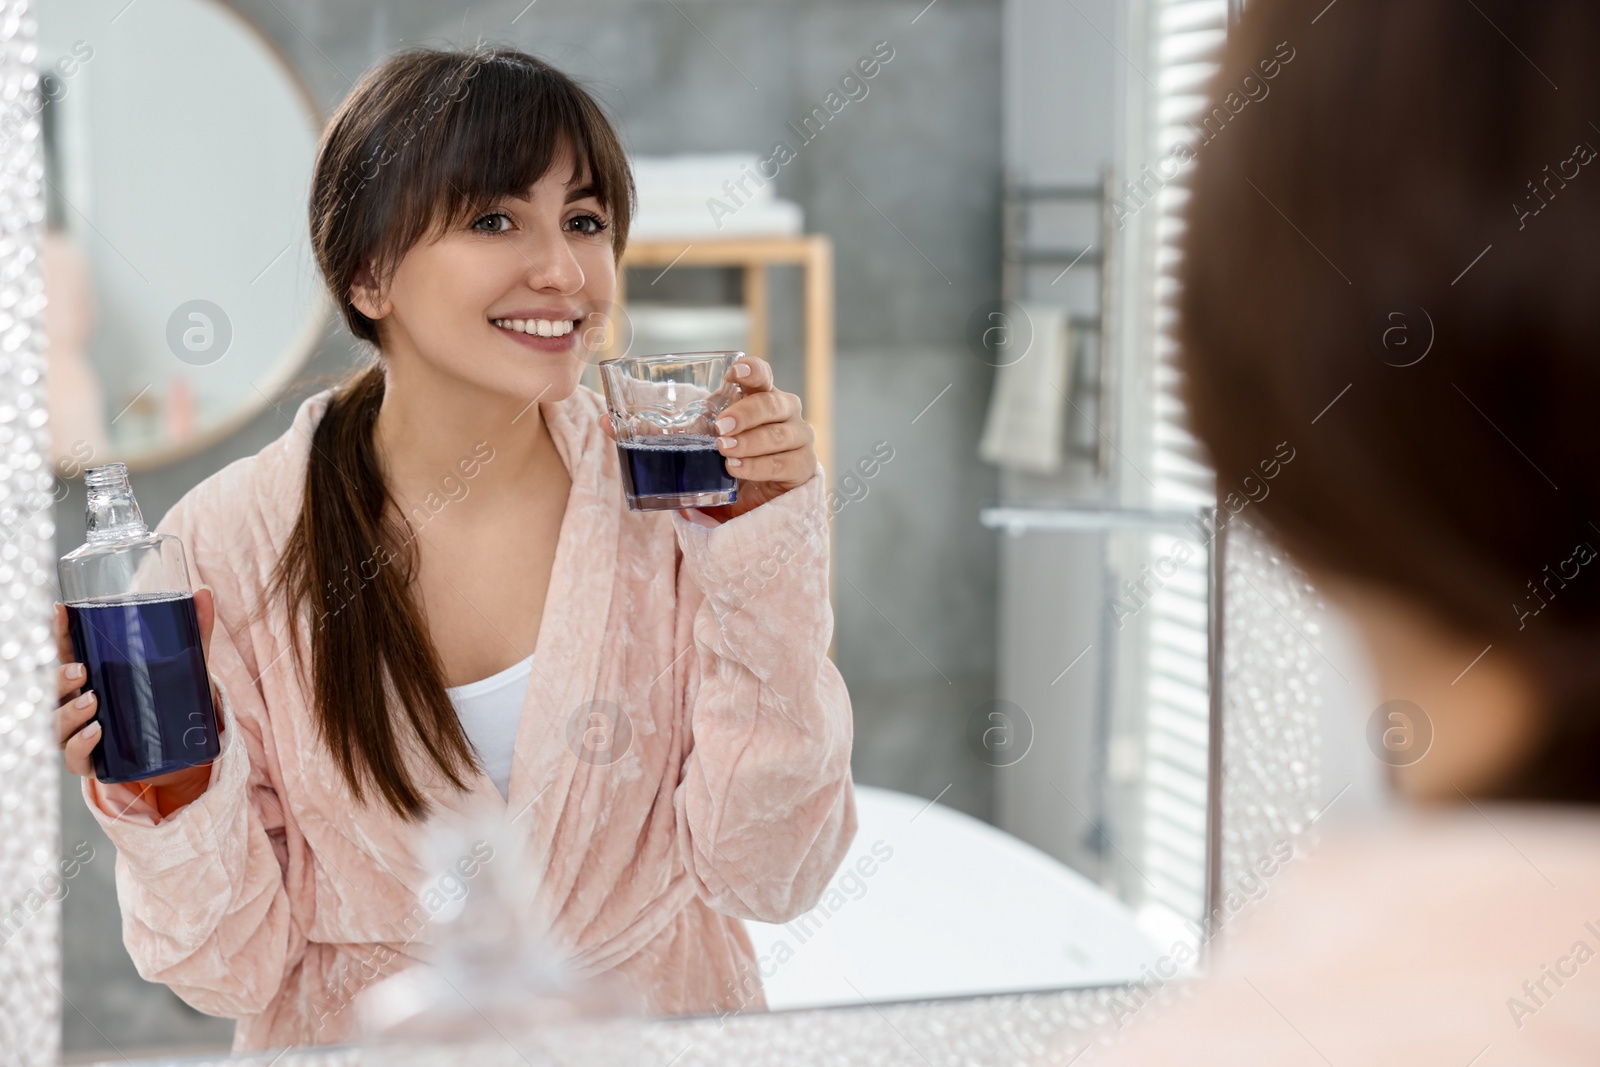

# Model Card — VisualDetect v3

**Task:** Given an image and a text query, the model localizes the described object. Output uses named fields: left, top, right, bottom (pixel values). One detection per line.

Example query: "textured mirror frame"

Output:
left=0, top=2, right=1326, bottom=1062
left=0, top=1, right=63, bottom=1064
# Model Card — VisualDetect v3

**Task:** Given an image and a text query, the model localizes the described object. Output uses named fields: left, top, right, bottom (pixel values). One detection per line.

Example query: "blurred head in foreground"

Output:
left=1178, top=0, right=1600, bottom=803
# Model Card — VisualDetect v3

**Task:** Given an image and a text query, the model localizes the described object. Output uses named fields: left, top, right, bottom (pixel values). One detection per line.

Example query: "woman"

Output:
left=1082, top=0, right=1600, bottom=1063
left=52, top=45, right=855, bottom=1052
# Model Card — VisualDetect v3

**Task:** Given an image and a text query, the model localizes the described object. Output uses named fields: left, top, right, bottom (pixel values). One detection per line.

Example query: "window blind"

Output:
left=1125, top=0, right=1228, bottom=940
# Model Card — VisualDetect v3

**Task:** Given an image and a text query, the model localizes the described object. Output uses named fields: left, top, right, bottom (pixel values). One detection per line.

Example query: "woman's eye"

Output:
left=471, top=211, right=513, bottom=233
left=567, top=213, right=609, bottom=236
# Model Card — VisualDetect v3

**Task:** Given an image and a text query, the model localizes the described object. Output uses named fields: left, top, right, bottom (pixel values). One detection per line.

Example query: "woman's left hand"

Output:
left=598, top=355, right=817, bottom=524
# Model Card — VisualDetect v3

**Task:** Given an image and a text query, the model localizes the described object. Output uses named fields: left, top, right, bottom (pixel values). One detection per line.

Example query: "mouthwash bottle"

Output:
left=57, top=463, right=221, bottom=784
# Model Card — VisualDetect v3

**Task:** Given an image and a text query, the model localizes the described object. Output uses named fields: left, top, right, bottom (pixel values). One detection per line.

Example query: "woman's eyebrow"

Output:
left=565, top=183, right=599, bottom=203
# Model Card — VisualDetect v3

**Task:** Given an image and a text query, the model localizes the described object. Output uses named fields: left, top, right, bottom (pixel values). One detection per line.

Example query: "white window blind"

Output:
left=1120, top=0, right=1228, bottom=941
left=1149, top=0, right=1228, bottom=507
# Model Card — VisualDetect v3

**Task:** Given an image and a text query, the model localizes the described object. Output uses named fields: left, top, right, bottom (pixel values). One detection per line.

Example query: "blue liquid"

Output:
left=618, top=435, right=737, bottom=504
left=66, top=593, right=221, bottom=784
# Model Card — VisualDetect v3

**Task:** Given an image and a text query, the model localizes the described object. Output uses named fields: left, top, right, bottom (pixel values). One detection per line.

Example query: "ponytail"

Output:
left=268, top=364, right=480, bottom=820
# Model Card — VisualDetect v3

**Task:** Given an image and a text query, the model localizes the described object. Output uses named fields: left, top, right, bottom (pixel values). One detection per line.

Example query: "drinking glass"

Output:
left=599, top=351, right=743, bottom=511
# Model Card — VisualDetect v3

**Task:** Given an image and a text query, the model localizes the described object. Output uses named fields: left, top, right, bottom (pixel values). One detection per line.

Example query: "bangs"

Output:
left=357, top=49, right=634, bottom=288
left=427, top=56, right=632, bottom=236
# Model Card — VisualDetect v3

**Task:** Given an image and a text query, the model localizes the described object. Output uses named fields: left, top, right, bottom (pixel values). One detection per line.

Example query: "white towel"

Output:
left=630, top=153, right=805, bottom=238
left=977, top=304, right=1071, bottom=474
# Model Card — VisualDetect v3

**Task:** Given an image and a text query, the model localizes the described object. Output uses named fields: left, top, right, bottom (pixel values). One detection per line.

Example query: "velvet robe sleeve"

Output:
left=668, top=468, right=858, bottom=924
left=78, top=493, right=310, bottom=1019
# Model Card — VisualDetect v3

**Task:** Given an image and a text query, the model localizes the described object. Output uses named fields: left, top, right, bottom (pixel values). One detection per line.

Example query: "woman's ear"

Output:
left=347, top=261, right=391, bottom=321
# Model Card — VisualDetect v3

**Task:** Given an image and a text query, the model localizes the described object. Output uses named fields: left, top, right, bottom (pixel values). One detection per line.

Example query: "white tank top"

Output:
left=444, top=653, right=534, bottom=799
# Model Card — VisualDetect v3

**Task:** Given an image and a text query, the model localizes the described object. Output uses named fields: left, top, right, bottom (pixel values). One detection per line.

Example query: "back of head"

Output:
left=1178, top=0, right=1600, bottom=799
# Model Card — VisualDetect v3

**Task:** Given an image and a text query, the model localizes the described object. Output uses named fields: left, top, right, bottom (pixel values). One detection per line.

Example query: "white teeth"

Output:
left=492, top=317, right=575, bottom=337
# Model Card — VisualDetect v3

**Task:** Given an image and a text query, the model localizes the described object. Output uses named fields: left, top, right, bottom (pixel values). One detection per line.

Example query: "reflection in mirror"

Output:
left=37, top=0, right=324, bottom=474
left=6, top=2, right=1317, bottom=1064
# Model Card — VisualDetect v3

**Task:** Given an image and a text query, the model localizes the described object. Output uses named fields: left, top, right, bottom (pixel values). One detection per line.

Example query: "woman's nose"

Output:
left=522, top=233, right=585, bottom=294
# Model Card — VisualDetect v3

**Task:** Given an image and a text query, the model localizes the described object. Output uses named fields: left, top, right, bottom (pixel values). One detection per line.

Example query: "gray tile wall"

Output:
left=52, top=0, right=1002, bottom=1057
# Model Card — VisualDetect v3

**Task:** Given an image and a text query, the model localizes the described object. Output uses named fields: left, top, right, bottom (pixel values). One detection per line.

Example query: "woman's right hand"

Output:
left=54, top=589, right=222, bottom=807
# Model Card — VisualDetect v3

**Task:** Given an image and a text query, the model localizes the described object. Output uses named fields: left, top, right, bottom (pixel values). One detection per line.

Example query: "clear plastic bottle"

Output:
left=57, top=462, right=221, bottom=783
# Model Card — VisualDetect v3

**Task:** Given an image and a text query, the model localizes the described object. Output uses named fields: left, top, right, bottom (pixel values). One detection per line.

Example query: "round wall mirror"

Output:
left=38, top=0, right=326, bottom=472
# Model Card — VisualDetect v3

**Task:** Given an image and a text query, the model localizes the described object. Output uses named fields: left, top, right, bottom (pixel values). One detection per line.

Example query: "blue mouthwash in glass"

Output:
left=58, top=463, right=220, bottom=784
left=618, top=434, right=737, bottom=505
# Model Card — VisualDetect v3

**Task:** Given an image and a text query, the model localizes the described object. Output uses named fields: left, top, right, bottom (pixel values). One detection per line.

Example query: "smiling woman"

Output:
left=287, top=45, right=640, bottom=818
left=54, top=44, right=855, bottom=1054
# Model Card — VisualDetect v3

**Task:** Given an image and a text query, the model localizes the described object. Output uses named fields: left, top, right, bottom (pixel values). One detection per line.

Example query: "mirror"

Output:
left=37, top=0, right=325, bottom=474
left=0, top=1, right=1325, bottom=1063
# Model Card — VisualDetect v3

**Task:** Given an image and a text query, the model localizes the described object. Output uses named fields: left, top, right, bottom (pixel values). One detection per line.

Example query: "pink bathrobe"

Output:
left=79, top=383, right=857, bottom=1052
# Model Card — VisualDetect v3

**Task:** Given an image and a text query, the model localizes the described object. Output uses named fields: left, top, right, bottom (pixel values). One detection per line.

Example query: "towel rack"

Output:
left=1000, top=169, right=1118, bottom=480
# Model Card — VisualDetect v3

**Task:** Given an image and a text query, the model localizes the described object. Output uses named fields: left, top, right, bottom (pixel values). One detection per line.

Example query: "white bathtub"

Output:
left=743, top=785, right=1164, bottom=1010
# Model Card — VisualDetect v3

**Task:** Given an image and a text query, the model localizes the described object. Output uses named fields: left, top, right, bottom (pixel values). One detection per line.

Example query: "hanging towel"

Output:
left=977, top=303, right=1071, bottom=474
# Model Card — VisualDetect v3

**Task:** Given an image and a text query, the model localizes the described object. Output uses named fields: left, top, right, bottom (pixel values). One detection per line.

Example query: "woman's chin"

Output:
left=504, top=366, right=586, bottom=406
left=419, top=362, right=588, bottom=412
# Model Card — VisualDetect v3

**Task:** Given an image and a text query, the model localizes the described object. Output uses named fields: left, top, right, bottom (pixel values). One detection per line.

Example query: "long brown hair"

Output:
left=267, top=45, right=634, bottom=820
left=1177, top=1, right=1600, bottom=801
